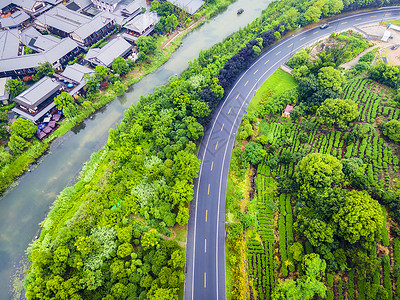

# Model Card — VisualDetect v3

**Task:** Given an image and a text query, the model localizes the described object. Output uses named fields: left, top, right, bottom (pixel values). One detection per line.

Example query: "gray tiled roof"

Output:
left=0, top=37, right=79, bottom=74
left=123, top=12, right=159, bottom=34
left=36, top=5, right=92, bottom=33
left=0, top=10, right=30, bottom=28
left=167, top=0, right=204, bottom=14
left=21, top=26, right=60, bottom=52
left=12, top=101, right=56, bottom=122
left=0, top=77, right=10, bottom=102
left=86, top=36, right=132, bottom=67
left=60, top=63, right=94, bottom=82
left=14, top=76, right=60, bottom=108
left=0, top=29, right=20, bottom=59
left=73, top=11, right=114, bottom=40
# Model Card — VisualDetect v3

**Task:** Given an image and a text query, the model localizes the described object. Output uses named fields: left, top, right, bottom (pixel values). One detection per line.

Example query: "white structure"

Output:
left=91, top=0, right=122, bottom=12
left=389, top=24, right=400, bottom=32
left=167, top=0, right=204, bottom=15
left=382, top=30, right=392, bottom=42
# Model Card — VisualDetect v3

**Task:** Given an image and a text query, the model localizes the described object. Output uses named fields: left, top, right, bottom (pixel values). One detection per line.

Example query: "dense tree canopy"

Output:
left=54, top=92, right=75, bottom=110
left=333, top=190, right=383, bottom=245
left=5, top=78, right=25, bottom=98
left=11, top=118, right=36, bottom=139
left=317, top=66, right=346, bottom=94
left=295, top=153, right=343, bottom=191
left=316, top=98, right=359, bottom=129
left=382, top=119, right=400, bottom=142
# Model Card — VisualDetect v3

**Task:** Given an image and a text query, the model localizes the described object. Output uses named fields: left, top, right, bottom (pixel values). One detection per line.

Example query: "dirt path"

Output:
left=161, top=16, right=206, bottom=49
left=132, top=215, right=187, bottom=248
left=340, top=45, right=379, bottom=70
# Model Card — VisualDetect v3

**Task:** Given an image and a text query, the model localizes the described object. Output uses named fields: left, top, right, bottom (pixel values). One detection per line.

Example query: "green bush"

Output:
left=327, top=273, right=334, bottom=287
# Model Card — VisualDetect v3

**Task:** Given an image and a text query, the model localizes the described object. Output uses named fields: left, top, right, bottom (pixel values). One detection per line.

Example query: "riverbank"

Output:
left=0, top=1, right=234, bottom=196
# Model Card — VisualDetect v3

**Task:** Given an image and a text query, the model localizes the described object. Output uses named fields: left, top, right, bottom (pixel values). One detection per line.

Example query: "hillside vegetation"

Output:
left=226, top=32, right=400, bottom=300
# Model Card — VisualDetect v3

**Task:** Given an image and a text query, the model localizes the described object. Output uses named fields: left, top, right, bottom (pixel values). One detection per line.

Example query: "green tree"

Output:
left=5, top=78, right=25, bottom=98
left=295, top=153, right=343, bottom=190
left=8, top=134, right=30, bottom=154
left=94, top=65, right=109, bottom=82
left=148, top=288, right=177, bottom=300
left=295, top=212, right=334, bottom=247
left=165, top=14, right=178, bottom=33
left=117, top=242, right=133, bottom=258
left=136, top=36, right=157, bottom=56
left=274, top=31, right=281, bottom=40
left=84, top=73, right=99, bottom=97
left=150, top=0, right=160, bottom=11
left=141, top=229, right=160, bottom=250
left=243, top=142, right=264, bottom=165
left=33, top=62, right=55, bottom=81
left=169, top=249, right=186, bottom=269
left=317, top=98, right=359, bottom=129
left=382, top=119, right=400, bottom=142
left=273, top=254, right=327, bottom=300
left=304, top=5, right=322, bottom=24
left=322, top=0, right=344, bottom=16
left=11, top=118, right=36, bottom=139
left=318, top=66, right=346, bottom=94
left=54, top=92, right=75, bottom=110
left=191, top=100, right=210, bottom=118
left=112, top=57, right=129, bottom=77
left=333, top=190, right=383, bottom=244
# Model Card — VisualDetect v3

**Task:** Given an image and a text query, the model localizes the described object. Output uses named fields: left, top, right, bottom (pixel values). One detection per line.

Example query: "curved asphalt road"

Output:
left=185, top=7, right=400, bottom=300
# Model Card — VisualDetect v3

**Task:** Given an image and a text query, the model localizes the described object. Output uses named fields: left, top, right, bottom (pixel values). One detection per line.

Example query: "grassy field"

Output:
left=247, top=68, right=298, bottom=115
left=226, top=67, right=400, bottom=299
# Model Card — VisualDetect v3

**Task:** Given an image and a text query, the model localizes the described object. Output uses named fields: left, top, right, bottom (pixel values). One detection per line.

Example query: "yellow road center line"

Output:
left=228, top=107, right=232, bottom=114
left=205, top=239, right=207, bottom=253
left=328, top=26, right=333, bottom=29
left=244, top=80, right=249, bottom=86
left=206, top=210, right=208, bottom=222
left=204, top=272, right=206, bottom=288
left=276, top=51, right=281, bottom=55
left=288, top=43, right=293, bottom=48
left=235, top=94, right=239, bottom=99
left=254, top=69, right=258, bottom=75
left=300, top=37, right=305, bottom=40
left=356, top=18, right=362, bottom=20
left=215, top=141, right=218, bottom=150
left=341, top=22, right=347, bottom=24
left=371, top=15, right=377, bottom=17
left=264, top=59, right=269, bottom=64
left=211, top=161, right=213, bottom=171
left=208, top=184, right=210, bottom=195
left=313, top=31, right=318, bottom=34
left=221, top=123, right=224, bottom=131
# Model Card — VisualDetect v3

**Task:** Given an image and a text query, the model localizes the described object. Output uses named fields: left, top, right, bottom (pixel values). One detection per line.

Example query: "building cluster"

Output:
left=0, top=0, right=204, bottom=140
left=0, top=0, right=203, bottom=139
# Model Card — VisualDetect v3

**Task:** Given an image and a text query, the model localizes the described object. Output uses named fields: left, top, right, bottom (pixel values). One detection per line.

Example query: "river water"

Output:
left=0, top=0, right=268, bottom=297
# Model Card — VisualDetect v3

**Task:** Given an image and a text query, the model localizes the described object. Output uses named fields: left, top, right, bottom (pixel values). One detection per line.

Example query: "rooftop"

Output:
left=14, top=76, right=61, bottom=108
left=166, top=0, right=204, bottom=15
left=0, top=37, right=79, bottom=74
left=124, top=12, right=160, bottom=34
left=0, top=77, right=10, bottom=101
left=60, top=63, right=94, bottom=83
left=0, top=10, right=30, bottom=28
left=85, top=36, right=132, bottom=67
left=21, top=26, right=60, bottom=52
left=36, top=4, right=92, bottom=33
left=73, top=11, right=114, bottom=40
left=283, top=105, right=294, bottom=113
left=0, top=28, right=20, bottom=59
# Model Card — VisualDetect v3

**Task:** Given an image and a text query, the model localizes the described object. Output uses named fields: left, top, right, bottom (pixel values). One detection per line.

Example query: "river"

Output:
left=0, top=0, right=268, bottom=297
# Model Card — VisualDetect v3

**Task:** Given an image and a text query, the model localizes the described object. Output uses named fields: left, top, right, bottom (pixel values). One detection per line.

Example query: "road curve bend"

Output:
left=185, top=7, right=400, bottom=300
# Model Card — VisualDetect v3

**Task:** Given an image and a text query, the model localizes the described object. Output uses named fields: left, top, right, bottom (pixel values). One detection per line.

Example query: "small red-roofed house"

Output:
left=282, top=105, right=294, bottom=118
